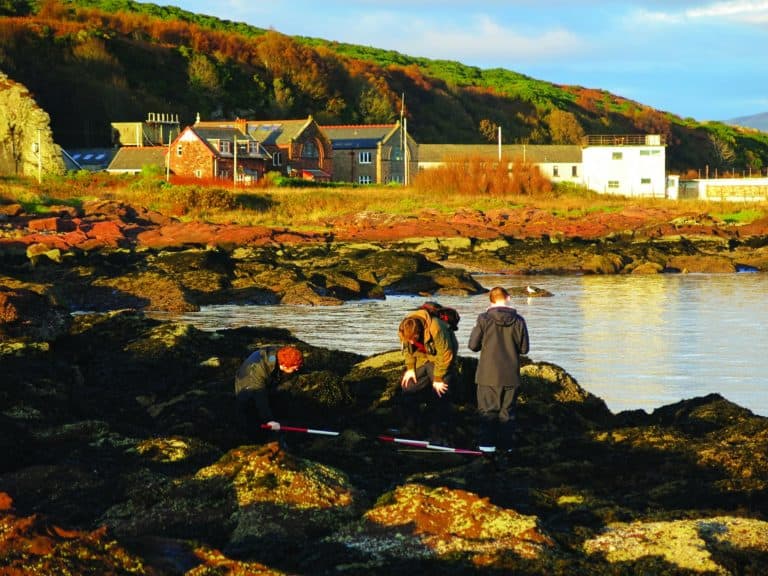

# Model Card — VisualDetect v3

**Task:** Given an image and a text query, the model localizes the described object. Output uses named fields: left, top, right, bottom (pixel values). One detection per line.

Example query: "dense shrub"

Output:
left=413, top=155, right=552, bottom=197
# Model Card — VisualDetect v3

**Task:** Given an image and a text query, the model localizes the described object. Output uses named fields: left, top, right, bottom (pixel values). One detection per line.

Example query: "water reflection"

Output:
left=153, top=274, right=768, bottom=416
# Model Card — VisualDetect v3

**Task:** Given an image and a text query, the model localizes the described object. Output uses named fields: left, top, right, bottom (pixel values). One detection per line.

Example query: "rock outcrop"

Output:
left=1, top=310, right=767, bottom=574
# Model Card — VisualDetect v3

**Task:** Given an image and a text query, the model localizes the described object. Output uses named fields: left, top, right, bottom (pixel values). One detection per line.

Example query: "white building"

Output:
left=417, top=134, right=668, bottom=198
left=581, top=134, right=666, bottom=197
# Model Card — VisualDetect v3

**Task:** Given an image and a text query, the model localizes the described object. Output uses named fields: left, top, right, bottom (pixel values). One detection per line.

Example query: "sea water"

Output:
left=154, top=273, right=768, bottom=417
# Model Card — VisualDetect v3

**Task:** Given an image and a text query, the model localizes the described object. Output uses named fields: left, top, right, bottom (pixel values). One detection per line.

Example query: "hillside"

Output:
left=729, top=112, right=768, bottom=133
left=1, top=0, right=768, bottom=174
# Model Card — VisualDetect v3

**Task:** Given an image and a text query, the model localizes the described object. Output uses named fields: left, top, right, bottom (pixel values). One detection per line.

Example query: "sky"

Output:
left=153, top=1, right=768, bottom=122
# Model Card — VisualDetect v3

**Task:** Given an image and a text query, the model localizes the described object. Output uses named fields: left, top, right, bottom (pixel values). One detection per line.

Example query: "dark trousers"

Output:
left=398, top=363, right=454, bottom=441
left=477, top=385, right=518, bottom=450
left=236, top=389, right=283, bottom=445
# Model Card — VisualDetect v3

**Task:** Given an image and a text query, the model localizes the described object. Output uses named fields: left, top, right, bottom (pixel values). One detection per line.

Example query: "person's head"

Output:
left=277, top=345, right=303, bottom=374
left=399, top=316, right=425, bottom=344
left=489, top=286, right=510, bottom=305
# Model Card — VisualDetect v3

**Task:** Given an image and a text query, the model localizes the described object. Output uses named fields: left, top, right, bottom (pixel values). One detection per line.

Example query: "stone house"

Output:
left=321, top=122, right=417, bottom=184
left=244, top=116, right=332, bottom=181
left=167, top=122, right=270, bottom=183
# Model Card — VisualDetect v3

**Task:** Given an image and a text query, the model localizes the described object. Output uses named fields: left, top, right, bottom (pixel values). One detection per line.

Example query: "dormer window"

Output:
left=220, top=140, right=231, bottom=154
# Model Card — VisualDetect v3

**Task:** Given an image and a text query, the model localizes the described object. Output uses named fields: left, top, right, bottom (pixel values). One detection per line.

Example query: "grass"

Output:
left=2, top=173, right=766, bottom=230
left=712, top=208, right=764, bottom=224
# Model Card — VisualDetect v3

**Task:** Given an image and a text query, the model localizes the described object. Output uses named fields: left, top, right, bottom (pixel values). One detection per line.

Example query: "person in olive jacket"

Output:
left=234, top=345, right=304, bottom=443
left=468, top=286, right=530, bottom=455
left=397, top=306, right=459, bottom=444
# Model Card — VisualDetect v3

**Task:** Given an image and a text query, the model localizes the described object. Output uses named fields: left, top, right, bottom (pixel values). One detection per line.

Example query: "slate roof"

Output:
left=244, top=118, right=312, bottom=146
left=65, top=148, right=116, bottom=171
left=418, top=144, right=582, bottom=164
left=321, top=124, right=398, bottom=150
left=106, top=146, right=167, bottom=173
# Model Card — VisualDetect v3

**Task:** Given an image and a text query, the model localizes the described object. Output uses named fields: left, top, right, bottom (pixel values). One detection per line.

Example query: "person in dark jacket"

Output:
left=397, top=307, right=459, bottom=444
left=234, top=345, right=304, bottom=444
left=468, top=286, right=529, bottom=455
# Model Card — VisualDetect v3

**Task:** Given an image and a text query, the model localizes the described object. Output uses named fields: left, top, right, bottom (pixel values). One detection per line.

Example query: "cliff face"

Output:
left=0, top=71, right=64, bottom=178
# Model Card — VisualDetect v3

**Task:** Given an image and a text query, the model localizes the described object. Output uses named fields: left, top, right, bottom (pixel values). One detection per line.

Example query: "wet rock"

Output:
left=0, top=286, right=71, bottom=341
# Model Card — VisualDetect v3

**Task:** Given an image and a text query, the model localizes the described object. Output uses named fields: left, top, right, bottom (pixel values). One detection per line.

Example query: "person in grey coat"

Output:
left=467, top=286, right=530, bottom=455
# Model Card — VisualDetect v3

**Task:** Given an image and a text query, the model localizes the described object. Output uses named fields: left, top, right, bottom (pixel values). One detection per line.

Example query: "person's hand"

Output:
left=401, top=369, right=416, bottom=389
left=432, top=380, right=448, bottom=397
left=265, top=421, right=281, bottom=430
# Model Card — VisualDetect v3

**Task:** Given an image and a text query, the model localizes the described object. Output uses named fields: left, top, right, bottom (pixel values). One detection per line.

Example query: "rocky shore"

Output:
left=2, top=199, right=768, bottom=574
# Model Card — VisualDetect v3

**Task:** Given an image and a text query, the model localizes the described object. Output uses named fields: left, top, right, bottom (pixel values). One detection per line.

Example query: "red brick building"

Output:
left=167, top=122, right=269, bottom=184
left=169, top=115, right=333, bottom=183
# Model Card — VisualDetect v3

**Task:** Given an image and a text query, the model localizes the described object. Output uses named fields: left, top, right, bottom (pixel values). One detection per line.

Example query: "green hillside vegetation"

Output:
left=1, top=0, right=767, bottom=174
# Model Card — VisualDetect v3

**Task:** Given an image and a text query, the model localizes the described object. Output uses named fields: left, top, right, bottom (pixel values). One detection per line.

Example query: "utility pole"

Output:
left=233, top=136, right=238, bottom=190
left=32, top=129, right=42, bottom=184
left=401, top=93, right=408, bottom=186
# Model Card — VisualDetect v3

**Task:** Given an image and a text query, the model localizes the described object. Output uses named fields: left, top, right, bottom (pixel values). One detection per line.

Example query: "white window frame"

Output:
left=176, top=144, right=183, bottom=156
left=272, top=151, right=282, bottom=166
left=358, top=175, right=372, bottom=184
left=220, top=140, right=231, bottom=154
left=358, top=151, right=372, bottom=164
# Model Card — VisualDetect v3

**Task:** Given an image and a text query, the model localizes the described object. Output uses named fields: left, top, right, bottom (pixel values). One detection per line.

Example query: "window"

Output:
left=359, top=152, right=372, bottom=164
left=553, top=165, right=559, bottom=177
left=640, top=149, right=661, bottom=156
left=358, top=175, right=372, bottom=184
left=272, top=151, right=282, bottom=166
left=608, top=180, right=620, bottom=189
left=248, top=141, right=259, bottom=155
left=641, top=178, right=651, bottom=184
left=302, top=141, right=319, bottom=158
left=571, top=165, right=578, bottom=177
left=220, top=140, right=231, bottom=154
left=612, top=152, right=623, bottom=160
left=389, top=175, right=403, bottom=183
left=194, top=169, right=202, bottom=178
left=176, top=144, right=183, bottom=157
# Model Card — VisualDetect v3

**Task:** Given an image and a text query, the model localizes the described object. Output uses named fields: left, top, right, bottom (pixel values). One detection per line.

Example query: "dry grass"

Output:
left=1, top=172, right=766, bottom=230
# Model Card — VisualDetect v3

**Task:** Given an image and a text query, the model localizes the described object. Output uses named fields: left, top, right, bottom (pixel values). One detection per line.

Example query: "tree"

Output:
left=359, top=87, right=395, bottom=124
left=708, top=133, right=736, bottom=168
left=547, top=109, right=584, bottom=144
left=479, top=118, right=499, bottom=143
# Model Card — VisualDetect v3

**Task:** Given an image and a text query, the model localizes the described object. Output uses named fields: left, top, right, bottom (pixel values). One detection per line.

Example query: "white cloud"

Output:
left=633, top=1, right=768, bottom=25
left=339, top=13, right=586, bottom=66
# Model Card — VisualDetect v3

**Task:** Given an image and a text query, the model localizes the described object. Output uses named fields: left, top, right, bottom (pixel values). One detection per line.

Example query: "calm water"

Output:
left=156, top=273, right=768, bottom=417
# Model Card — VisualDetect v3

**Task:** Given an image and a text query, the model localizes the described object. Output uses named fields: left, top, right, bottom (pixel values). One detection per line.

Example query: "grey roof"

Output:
left=106, top=146, right=167, bottom=172
left=245, top=118, right=312, bottom=146
left=65, top=148, right=116, bottom=170
left=418, top=144, right=582, bottom=163
left=322, top=124, right=398, bottom=150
